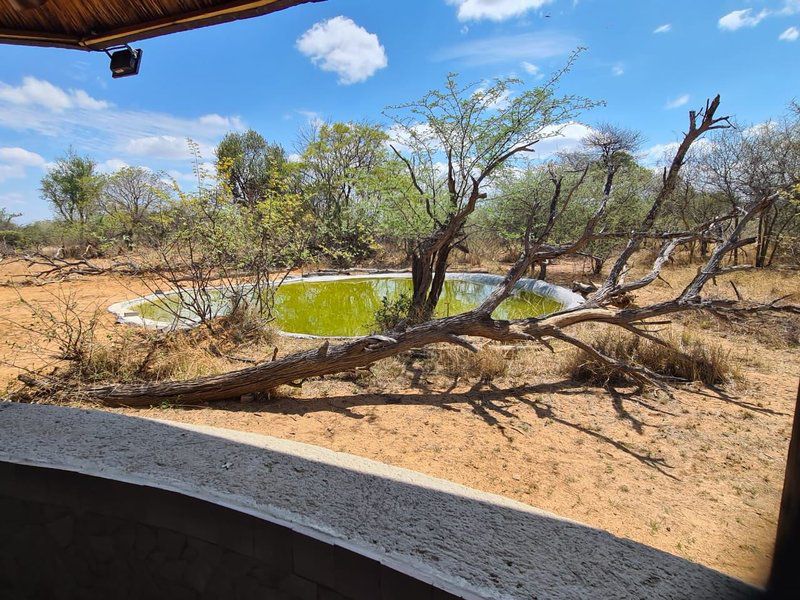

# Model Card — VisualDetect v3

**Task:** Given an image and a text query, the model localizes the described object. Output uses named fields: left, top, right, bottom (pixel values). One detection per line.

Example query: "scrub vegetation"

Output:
left=2, top=59, right=798, bottom=400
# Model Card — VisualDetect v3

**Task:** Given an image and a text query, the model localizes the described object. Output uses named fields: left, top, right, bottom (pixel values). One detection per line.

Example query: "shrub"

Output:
left=561, top=328, right=738, bottom=387
left=313, top=221, right=377, bottom=268
left=374, top=292, right=412, bottom=331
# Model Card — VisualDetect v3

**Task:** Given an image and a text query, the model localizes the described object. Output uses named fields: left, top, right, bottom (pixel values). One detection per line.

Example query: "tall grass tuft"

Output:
left=561, top=328, right=738, bottom=387
left=434, top=346, right=508, bottom=381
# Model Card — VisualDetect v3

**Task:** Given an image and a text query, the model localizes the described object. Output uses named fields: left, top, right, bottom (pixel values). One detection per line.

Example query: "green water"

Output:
left=134, top=277, right=563, bottom=337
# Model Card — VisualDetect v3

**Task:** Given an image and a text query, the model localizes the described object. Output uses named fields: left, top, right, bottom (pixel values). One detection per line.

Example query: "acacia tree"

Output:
left=0, top=208, right=20, bottom=230
left=216, top=130, right=288, bottom=207
left=483, top=124, right=649, bottom=278
left=137, top=147, right=313, bottom=333
left=39, top=149, right=103, bottom=245
left=0, top=208, right=22, bottom=251
left=101, top=166, right=168, bottom=248
left=298, top=120, right=396, bottom=264
left=699, top=108, right=800, bottom=267
left=384, top=60, right=598, bottom=321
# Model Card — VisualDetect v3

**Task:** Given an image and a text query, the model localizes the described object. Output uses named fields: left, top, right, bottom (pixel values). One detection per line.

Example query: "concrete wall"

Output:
left=0, top=461, right=454, bottom=600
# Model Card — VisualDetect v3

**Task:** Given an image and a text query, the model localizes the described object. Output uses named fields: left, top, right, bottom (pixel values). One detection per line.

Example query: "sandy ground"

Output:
left=1, top=255, right=798, bottom=586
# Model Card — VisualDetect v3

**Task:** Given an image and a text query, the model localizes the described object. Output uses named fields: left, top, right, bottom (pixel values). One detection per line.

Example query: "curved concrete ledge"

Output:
left=107, top=271, right=585, bottom=337
left=0, top=403, right=759, bottom=599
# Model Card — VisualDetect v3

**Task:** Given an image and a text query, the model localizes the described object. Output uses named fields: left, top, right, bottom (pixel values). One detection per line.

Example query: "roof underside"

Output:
left=0, top=0, right=321, bottom=50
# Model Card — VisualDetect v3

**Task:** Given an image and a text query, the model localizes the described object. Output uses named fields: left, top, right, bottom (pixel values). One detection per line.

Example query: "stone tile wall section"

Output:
left=0, top=462, right=458, bottom=600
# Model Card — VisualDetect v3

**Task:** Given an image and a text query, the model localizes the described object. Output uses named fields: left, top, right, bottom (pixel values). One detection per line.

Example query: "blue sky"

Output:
left=1, top=0, right=798, bottom=222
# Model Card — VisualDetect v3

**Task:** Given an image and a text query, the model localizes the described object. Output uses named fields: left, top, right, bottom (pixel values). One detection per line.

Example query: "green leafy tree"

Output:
left=144, top=154, right=313, bottom=330
left=384, top=57, right=598, bottom=321
left=0, top=207, right=20, bottom=230
left=299, top=120, right=396, bottom=265
left=216, top=130, right=288, bottom=206
left=39, top=148, right=103, bottom=245
left=0, top=207, right=23, bottom=250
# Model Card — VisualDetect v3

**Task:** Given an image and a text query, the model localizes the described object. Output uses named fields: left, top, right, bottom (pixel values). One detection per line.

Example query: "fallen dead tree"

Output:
left=2, top=252, right=154, bottom=284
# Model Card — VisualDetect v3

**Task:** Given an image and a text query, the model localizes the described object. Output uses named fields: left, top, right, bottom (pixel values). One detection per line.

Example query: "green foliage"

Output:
left=216, top=130, right=289, bottom=206
left=478, top=154, right=655, bottom=266
left=0, top=208, right=22, bottom=249
left=299, top=120, right=396, bottom=265
left=39, top=148, right=103, bottom=235
left=147, top=147, right=314, bottom=325
left=0, top=207, right=20, bottom=230
left=314, top=219, right=378, bottom=267
left=373, top=292, right=412, bottom=331
left=0, top=229, right=23, bottom=248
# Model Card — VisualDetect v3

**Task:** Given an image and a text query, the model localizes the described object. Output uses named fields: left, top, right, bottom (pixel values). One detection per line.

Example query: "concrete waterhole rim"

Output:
left=107, top=271, right=586, bottom=339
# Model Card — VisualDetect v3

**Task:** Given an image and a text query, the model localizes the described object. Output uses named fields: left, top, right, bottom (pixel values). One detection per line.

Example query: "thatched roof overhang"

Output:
left=0, top=0, right=322, bottom=51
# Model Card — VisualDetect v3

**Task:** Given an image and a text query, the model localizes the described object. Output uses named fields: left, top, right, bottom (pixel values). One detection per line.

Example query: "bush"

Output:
left=313, top=221, right=377, bottom=268
left=561, top=328, right=738, bottom=387
left=0, top=229, right=24, bottom=248
left=374, top=292, right=412, bottom=331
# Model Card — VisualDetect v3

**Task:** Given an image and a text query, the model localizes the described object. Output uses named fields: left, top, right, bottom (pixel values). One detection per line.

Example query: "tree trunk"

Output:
left=756, top=212, right=768, bottom=268
left=537, top=261, right=547, bottom=281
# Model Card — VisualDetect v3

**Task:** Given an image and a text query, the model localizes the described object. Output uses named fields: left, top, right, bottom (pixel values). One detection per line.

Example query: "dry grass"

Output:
left=560, top=327, right=739, bottom=387
left=6, top=293, right=279, bottom=399
left=433, top=346, right=509, bottom=381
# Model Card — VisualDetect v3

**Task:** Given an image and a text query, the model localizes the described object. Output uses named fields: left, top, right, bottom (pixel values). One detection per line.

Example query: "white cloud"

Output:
left=521, top=61, right=543, bottom=78
left=0, top=77, right=108, bottom=113
left=0, top=146, right=46, bottom=182
left=296, top=16, right=388, bottom=84
left=296, top=110, right=325, bottom=128
left=641, top=142, right=679, bottom=166
left=0, top=76, right=242, bottom=165
left=780, top=0, right=800, bottom=15
left=611, top=63, right=625, bottom=76
left=385, top=122, right=439, bottom=154
left=0, top=77, right=72, bottom=112
left=718, top=8, right=770, bottom=31
left=0, top=147, right=46, bottom=168
left=653, top=23, right=672, bottom=34
left=123, top=136, right=214, bottom=160
left=387, top=120, right=592, bottom=160
left=486, top=89, right=512, bottom=110
left=446, top=0, right=553, bottom=22
left=641, top=139, right=712, bottom=167
left=198, top=113, right=245, bottom=130
left=97, top=158, right=129, bottom=173
left=779, top=25, right=799, bottom=40
left=165, top=162, right=216, bottom=184
left=535, top=122, right=595, bottom=156
left=436, top=31, right=577, bottom=65
left=71, top=89, right=110, bottom=110
left=665, top=94, right=690, bottom=109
